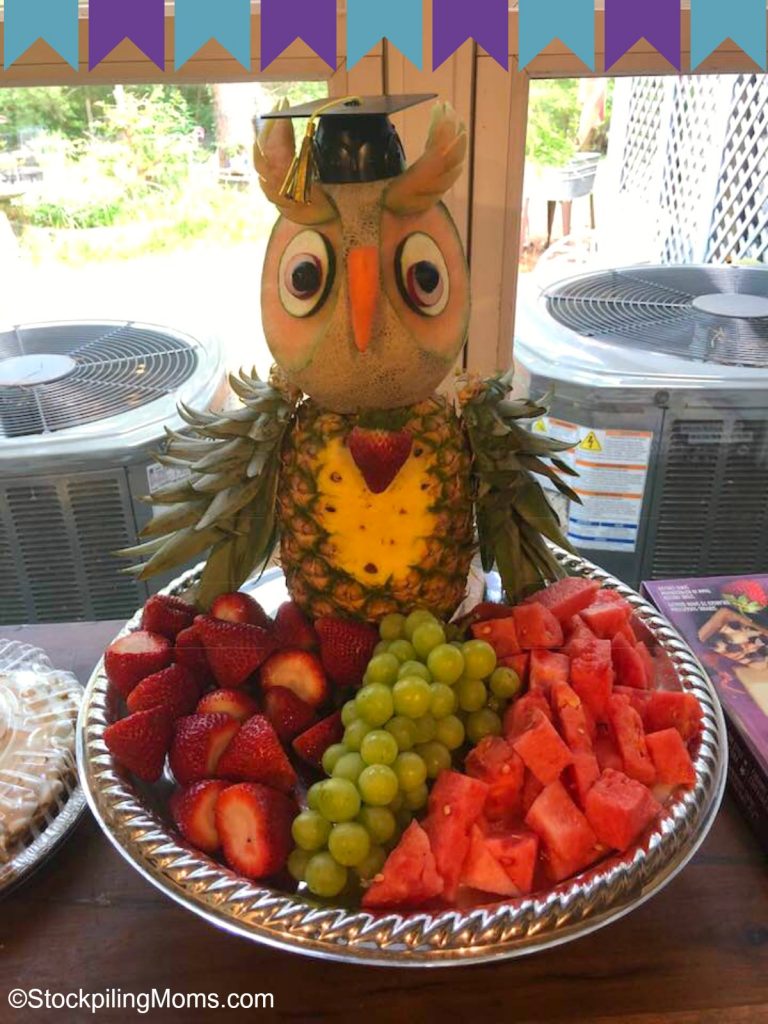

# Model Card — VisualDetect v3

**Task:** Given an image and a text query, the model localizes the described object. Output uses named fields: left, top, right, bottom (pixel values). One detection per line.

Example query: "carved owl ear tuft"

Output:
left=384, top=102, right=468, bottom=216
left=253, top=100, right=336, bottom=226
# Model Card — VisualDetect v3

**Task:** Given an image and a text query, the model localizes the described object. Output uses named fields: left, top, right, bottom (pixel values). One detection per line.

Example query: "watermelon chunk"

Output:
left=570, top=640, right=614, bottom=723
left=529, top=650, right=570, bottom=696
left=422, top=771, right=488, bottom=901
left=635, top=642, right=656, bottom=688
left=613, top=685, right=651, bottom=718
left=512, top=710, right=573, bottom=785
left=551, top=681, right=596, bottom=752
left=504, top=692, right=552, bottom=739
left=525, top=780, right=599, bottom=882
left=485, top=830, right=539, bottom=895
left=362, top=821, right=443, bottom=908
left=461, top=825, right=521, bottom=897
left=511, top=603, right=564, bottom=650
left=471, top=617, right=521, bottom=657
left=581, top=600, right=632, bottom=639
left=465, top=736, right=524, bottom=825
left=499, top=653, right=529, bottom=686
left=524, top=577, right=601, bottom=623
left=608, top=694, right=655, bottom=785
left=594, top=728, right=623, bottom=772
left=585, top=768, right=661, bottom=851
left=642, top=691, right=703, bottom=743
left=645, top=728, right=696, bottom=786
left=567, top=750, right=601, bottom=808
left=612, top=633, right=648, bottom=689
left=563, top=616, right=598, bottom=657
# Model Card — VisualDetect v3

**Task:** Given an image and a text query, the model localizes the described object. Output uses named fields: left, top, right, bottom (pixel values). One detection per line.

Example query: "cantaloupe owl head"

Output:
left=254, top=96, right=470, bottom=413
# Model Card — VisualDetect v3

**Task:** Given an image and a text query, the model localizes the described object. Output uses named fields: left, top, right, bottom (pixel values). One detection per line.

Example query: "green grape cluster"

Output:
left=288, top=609, right=522, bottom=899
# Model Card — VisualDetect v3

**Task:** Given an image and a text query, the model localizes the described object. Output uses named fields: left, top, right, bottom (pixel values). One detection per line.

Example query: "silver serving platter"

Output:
left=0, top=640, right=85, bottom=898
left=77, top=552, right=727, bottom=966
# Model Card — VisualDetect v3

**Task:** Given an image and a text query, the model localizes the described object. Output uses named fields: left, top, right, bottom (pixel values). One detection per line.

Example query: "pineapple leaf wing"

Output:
left=120, top=371, right=299, bottom=605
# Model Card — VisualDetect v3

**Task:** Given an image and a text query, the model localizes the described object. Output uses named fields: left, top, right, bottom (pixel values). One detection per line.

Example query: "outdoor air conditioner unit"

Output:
left=514, top=264, right=768, bottom=589
left=0, top=321, right=231, bottom=624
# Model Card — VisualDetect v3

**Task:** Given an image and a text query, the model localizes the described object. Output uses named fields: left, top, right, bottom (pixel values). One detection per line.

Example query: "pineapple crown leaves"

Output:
left=463, top=371, right=580, bottom=602
left=120, top=367, right=299, bottom=608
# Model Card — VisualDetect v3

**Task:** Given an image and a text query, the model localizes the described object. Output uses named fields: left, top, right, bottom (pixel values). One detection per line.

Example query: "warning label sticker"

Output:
left=533, top=417, right=653, bottom=552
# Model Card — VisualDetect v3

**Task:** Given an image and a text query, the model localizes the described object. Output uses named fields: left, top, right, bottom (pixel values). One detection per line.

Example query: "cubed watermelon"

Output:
left=645, top=728, right=696, bottom=786
left=524, top=577, right=601, bottom=623
left=461, top=825, right=520, bottom=897
left=521, top=770, right=545, bottom=815
left=511, top=603, right=564, bottom=649
left=465, top=736, right=524, bottom=824
left=608, top=694, right=656, bottom=785
left=594, top=728, right=623, bottom=772
left=612, top=633, right=648, bottom=689
left=529, top=650, right=570, bottom=696
left=635, top=642, right=656, bottom=688
left=642, top=691, right=703, bottom=743
left=485, top=830, right=539, bottom=895
left=525, top=780, right=599, bottom=882
left=362, top=821, right=443, bottom=908
left=570, top=640, right=614, bottom=722
left=563, top=616, right=598, bottom=657
left=617, top=622, right=637, bottom=646
left=551, top=681, right=596, bottom=752
left=422, top=771, right=488, bottom=901
left=504, top=692, right=552, bottom=739
left=512, top=710, right=573, bottom=785
left=581, top=599, right=632, bottom=639
left=567, top=750, right=601, bottom=808
left=499, top=653, right=530, bottom=686
left=614, top=685, right=651, bottom=718
left=584, top=768, right=661, bottom=851
left=593, top=588, right=633, bottom=609
left=471, top=616, right=521, bottom=657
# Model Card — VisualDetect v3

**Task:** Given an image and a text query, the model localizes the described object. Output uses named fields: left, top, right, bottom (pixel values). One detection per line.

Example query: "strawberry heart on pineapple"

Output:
left=348, top=425, right=413, bottom=494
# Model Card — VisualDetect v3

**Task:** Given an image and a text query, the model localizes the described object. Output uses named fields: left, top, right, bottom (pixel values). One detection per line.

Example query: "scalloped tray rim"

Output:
left=76, top=553, right=728, bottom=967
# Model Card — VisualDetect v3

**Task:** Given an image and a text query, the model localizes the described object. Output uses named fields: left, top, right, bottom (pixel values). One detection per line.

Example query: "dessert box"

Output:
left=643, top=575, right=768, bottom=851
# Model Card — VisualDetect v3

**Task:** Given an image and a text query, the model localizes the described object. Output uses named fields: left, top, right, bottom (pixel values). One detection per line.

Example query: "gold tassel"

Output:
left=279, top=95, right=362, bottom=206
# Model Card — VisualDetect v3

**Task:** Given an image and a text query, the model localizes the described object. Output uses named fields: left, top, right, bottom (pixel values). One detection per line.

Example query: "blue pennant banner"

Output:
left=4, top=0, right=79, bottom=70
left=690, top=0, right=767, bottom=69
left=346, top=0, right=423, bottom=69
left=175, top=0, right=252, bottom=71
left=518, top=0, right=595, bottom=69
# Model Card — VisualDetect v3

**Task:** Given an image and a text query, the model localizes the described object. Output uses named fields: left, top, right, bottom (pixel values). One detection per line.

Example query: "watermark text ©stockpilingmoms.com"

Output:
left=7, top=988, right=275, bottom=1014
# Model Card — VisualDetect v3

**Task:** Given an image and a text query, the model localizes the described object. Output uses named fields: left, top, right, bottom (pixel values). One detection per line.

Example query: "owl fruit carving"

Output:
left=126, top=102, right=577, bottom=621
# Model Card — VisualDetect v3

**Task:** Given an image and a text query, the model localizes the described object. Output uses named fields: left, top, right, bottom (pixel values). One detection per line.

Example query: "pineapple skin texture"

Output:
left=278, top=394, right=476, bottom=622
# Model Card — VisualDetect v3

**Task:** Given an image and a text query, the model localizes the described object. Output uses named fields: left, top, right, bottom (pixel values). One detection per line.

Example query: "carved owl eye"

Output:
left=278, top=230, right=335, bottom=317
left=395, top=233, right=450, bottom=317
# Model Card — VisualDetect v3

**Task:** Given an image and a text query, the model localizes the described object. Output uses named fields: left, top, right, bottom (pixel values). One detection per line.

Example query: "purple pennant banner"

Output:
left=261, top=0, right=336, bottom=69
left=433, top=0, right=508, bottom=70
left=89, top=0, right=166, bottom=70
left=604, top=0, right=681, bottom=70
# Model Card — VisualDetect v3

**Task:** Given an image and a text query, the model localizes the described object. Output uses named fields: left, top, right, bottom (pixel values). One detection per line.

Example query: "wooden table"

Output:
left=1, top=622, right=767, bottom=1023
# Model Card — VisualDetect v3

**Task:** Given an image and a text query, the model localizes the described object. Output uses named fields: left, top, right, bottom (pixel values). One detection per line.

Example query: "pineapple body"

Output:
left=278, top=394, right=475, bottom=622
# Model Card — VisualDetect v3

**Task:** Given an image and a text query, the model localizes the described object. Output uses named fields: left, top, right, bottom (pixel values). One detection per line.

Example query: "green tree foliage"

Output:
left=525, top=80, right=583, bottom=168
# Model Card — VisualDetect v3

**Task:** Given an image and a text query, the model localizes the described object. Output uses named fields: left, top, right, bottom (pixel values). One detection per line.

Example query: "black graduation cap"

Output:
left=261, top=94, right=436, bottom=199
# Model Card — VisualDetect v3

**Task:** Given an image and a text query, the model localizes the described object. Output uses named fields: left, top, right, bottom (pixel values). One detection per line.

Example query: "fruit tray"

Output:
left=77, top=551, right=727, bottom=966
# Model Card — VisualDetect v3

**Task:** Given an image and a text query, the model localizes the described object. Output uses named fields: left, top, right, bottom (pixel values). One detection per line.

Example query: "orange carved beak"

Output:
left=347, top=246, right=380, bottom=353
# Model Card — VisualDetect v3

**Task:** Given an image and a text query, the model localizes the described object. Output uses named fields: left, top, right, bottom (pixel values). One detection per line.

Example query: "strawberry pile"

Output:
left=103, top=589, right=376, bottom=881
left=100, top=576, right=704, bottom=910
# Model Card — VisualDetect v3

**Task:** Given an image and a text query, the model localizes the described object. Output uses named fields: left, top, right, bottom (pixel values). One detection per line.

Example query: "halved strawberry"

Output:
left=216, top=714, right=297, bottom=792
left=196, top=689, right=259, bottom=723
left=141, top=593, right=196, bottom=640
left=104, top=705, right=173, bottom=782
left=169, top=779, right=230, bottom=854
left=260, top=649, right=328, bottom=708
left=274, top=601, right=319, bottom=651
left=263, top=686, right=316, bottom=742
left=215, top=782, right=297, bottom=879
left=292, top=711, right=343, bottom=769
left=126, top=663, right=202, bottom=720
left=210, top=591, right=272, bottom=631
left=196, top=615, right=277, bottom=688
left=315, top=617, right=378, bottom=689
left=104, top=630, right=172, bottom=700
left=174, top=624, right=215, bottom=688
left=169, top=713, right=240, bottom=785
